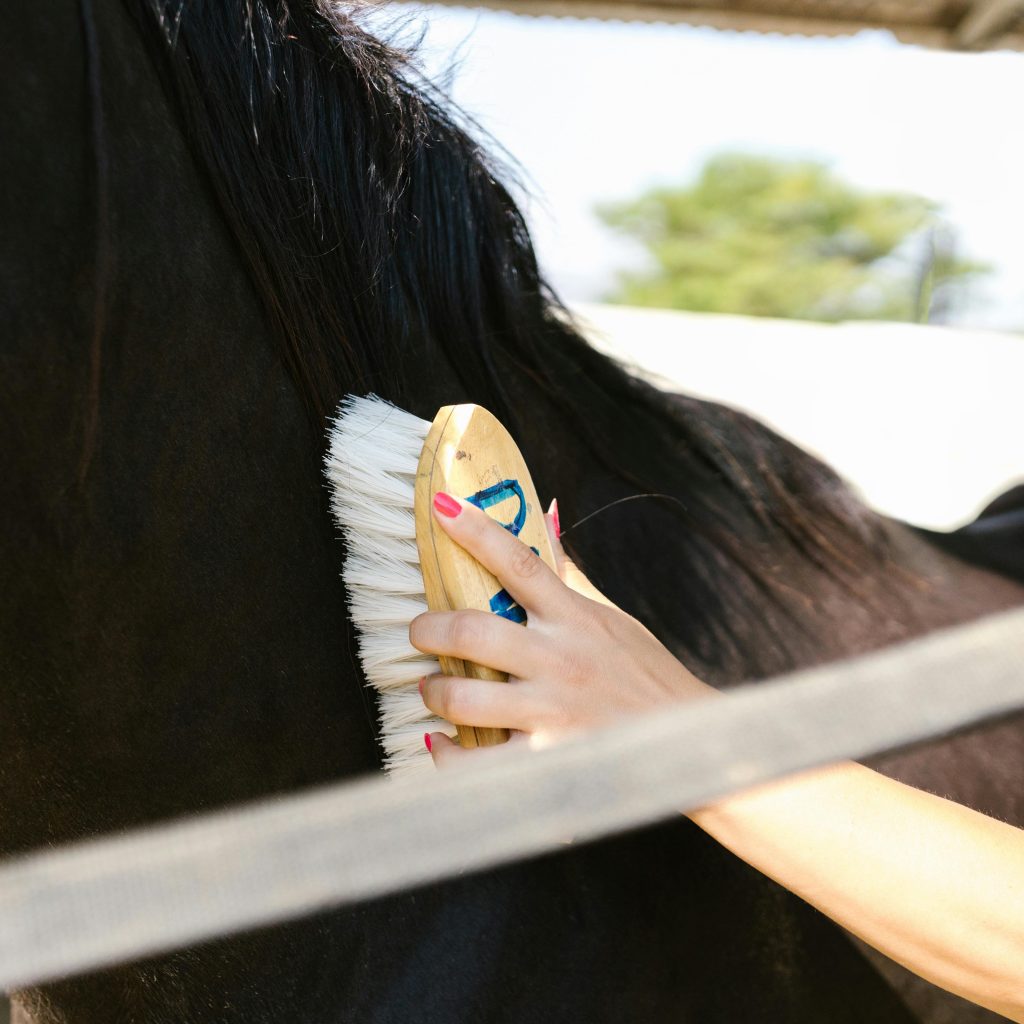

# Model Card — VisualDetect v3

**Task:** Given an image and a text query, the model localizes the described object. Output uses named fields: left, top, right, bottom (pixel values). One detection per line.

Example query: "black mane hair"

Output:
left=130, top=0, right=911, bottom=679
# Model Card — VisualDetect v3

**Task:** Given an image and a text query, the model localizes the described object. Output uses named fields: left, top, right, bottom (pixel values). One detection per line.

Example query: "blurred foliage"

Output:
left=597, top=154, right=991, bottom=323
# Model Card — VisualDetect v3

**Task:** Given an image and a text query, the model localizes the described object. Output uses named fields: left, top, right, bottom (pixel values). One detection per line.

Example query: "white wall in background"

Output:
left=574, top=303, right=1023, bottom=530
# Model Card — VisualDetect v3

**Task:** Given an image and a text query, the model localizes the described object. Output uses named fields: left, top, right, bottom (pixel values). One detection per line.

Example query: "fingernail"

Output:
left=418, top=677, right=425, bottom=696
left=433, top=492, right=461, bottom=518
left=423, top=732, right=433, bottom=753
left=550, top=498, right=561, bottom=539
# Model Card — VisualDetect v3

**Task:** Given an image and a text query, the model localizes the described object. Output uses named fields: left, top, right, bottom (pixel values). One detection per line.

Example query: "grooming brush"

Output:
left=325, top=395, right=557, bottom=776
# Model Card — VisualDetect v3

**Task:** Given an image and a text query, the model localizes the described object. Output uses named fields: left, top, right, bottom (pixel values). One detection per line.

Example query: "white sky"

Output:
left=394, top=5, right=1024, bottom=331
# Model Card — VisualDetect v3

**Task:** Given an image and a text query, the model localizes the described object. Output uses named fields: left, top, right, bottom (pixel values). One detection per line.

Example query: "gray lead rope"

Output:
left=2, top=608, right=1024, bottom=991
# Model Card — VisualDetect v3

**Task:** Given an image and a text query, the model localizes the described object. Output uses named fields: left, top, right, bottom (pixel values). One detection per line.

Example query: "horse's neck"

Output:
left=835, top=516, right=1023, bottom=646
left=821, top=517, right=1019, bottom=657
left=700, top=507, right=1023, bottom=683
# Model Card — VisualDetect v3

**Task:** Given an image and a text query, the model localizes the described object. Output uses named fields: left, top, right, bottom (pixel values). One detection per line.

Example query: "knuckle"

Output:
left=562, top=591, right=590, bottom=624
left=535, top=686, right=577, bottom=733
left=592, top=606, right=620, bottom=642
left=438, top=679, right=469, bottom=722
left=566, top=655, right=589, bottom=689
left=509, top=540, right=541, bottom=580
left=561, top=598, right=600, bottom=644
left=552, top=648, right=587, bottom=689
left=448, top=611, right=480, bottom=652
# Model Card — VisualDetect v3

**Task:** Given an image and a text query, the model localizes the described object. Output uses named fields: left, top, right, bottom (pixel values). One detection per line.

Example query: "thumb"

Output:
left=426, top=730, right=529, bottom=770
left=424, top=731, right=472, bottom=770
left=545, top=499, right=615, bottom=608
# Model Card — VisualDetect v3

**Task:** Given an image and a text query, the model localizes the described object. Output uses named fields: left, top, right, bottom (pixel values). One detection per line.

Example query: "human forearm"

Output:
left=691, top=761, right=1024, bottom=1020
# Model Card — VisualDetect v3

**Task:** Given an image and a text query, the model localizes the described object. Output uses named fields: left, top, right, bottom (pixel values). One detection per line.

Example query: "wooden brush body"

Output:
left=415, top=405, right=557, bottom=748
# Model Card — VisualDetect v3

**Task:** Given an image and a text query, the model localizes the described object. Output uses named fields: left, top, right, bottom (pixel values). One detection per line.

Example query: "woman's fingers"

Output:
left=420, top=674, right=540, bottom=730
left=431, top=493, right=572, bottom=615
left=426, top=729, right=530, bottom=769
left=410, top=608, right=543, bottom=677
left=544, top=503, right=560, bottom=559
left=424, top=731, right=464, bottom=769
left=545, top=500, right=614, bottom=608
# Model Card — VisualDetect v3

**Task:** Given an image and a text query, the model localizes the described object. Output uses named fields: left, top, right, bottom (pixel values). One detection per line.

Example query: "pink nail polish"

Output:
left=551, top=498, right=561, bottom=539
left=423, top=732, right=433, bottom=753
left=433, top=492, right=461, bottom=518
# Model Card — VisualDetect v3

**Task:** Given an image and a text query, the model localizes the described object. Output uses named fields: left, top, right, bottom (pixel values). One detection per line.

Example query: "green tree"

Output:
left=597, top=154, right=990, bottom=323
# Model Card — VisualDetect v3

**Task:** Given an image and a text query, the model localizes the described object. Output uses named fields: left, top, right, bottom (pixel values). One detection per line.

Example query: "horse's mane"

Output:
left=129, top=0, right=910, bottom=679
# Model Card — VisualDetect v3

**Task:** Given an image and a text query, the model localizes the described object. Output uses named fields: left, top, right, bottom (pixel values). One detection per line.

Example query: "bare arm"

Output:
left=409, top=494, right=1024, bottom=1020
left=692, top=762, right=1024, bottom=1020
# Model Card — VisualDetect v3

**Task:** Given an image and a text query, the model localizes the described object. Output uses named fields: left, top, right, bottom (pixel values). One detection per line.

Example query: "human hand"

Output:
left=409, top=494, right=716, bottom=767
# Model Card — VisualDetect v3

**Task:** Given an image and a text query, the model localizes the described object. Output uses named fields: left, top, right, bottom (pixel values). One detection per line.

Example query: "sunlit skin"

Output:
left=409, top=494, right=1024, bottom=1022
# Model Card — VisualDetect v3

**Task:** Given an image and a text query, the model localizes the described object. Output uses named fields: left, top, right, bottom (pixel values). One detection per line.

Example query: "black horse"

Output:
left=3, top=3, right=1022, bottom=1022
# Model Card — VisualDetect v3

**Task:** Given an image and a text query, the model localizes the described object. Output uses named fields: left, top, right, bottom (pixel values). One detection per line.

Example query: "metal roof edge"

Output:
left=408, top=1, right=1024, bottom=52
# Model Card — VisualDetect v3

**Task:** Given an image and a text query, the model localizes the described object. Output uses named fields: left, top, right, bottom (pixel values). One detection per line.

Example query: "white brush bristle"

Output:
left=325, top=395, right=450, bottom=776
